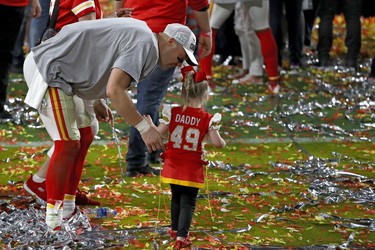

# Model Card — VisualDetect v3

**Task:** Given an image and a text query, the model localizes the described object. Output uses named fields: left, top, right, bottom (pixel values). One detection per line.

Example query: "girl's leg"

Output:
left=176, top=186, right=199, bottom=238
left=170, top=184, right=181, bottom=232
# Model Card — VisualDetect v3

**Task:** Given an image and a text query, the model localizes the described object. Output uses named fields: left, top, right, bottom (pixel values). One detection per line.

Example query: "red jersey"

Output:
left=161, top=106, right=213, bottom=189
left=52, top=0, right=102, bottom=30
left=124, top=0, right=209, bottom=33
left=0, top=0, right=29, bottom=7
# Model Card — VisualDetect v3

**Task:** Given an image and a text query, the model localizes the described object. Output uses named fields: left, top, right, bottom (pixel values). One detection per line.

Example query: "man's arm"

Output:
left=106, top=68, right=165, bottom=152
left=30, top=0, right=42, bottom=18
left=114, top=0, right=124, bottom=12
left=193, top=9, right=212, bottom=59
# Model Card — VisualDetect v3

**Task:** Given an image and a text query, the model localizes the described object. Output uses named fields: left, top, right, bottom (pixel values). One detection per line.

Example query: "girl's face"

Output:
left=159, top=38, right=188, bottom=69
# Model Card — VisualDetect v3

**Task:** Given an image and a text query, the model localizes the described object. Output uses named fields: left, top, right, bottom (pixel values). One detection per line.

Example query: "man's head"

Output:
left=158, top=24, right=197, bottom=68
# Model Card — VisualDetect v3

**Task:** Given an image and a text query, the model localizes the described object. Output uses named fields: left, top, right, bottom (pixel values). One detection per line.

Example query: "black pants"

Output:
left=269, top=0, right=303, bottom=66
left=317, top=0, right=362, bottom=66
left=170, top=184, right=199, bottom=238
left=0, top=5, right=25, bottom=111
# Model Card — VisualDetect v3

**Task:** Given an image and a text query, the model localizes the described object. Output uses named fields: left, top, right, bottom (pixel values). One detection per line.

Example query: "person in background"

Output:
left=199, top=0, right=281, bottom=94
left=369, top=56, right=375, bottom=83
left=29, top=0, right=50, bottom=47
left=316, top=0, right=362, bottom=70
left=269, top=0, right=303, bottom=69
left=144, top=66, right=226, bottom=249
left=0, top=0, right=41, bottom=120
left=11, top=2, right=32, bottom=74
left=114, top=0, right=212, bottom=177
left=230, top=1, right=263, bottom=84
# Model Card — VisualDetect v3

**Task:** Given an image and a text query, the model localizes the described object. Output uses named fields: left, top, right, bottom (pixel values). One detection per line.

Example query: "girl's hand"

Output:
left=143, top=115, right=156, bottom=128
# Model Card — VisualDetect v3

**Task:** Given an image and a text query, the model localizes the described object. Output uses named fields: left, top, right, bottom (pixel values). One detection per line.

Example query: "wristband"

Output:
left=201, top=30, right=212, bottom=37
left=135, top=119, right=150, bottom=134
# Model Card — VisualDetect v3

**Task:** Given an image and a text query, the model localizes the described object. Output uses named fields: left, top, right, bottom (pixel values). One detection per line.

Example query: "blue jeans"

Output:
left=29, top=0, right=50, bottom=48
left=125, top=65, right=175, bottom=170
left=317, top=0, right=361, bottom=66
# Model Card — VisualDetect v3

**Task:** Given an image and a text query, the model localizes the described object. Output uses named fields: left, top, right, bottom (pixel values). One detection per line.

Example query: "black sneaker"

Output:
left=146, top=151, right=161, bottom=164
left=0, top=110, right=13, bottom=122
left=125, top=165, right=160, bottom=177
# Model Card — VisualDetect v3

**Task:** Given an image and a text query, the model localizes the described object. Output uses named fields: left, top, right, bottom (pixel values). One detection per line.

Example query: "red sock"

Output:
left=255, top=28, right=279, bottom=81
left=46, top=140, right=80, bottom=204
left=65, top=126, right=94, bottom=195
left=199, top=28, right=217, bottom=77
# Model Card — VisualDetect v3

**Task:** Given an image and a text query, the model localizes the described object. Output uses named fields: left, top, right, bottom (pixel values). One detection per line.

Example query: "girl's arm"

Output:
left=208, top=129, right=226, bottom=148
left=143, top=115, right=169, bottom=136
left=207, top=113, right=226, bottom=148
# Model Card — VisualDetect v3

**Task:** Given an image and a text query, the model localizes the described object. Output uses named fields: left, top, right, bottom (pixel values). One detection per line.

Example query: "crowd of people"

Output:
left=0, top=0, right=373, bottom=248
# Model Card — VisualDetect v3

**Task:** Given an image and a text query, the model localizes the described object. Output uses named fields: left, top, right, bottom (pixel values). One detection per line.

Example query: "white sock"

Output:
left=46, top=202, right=63, bottom=229
left=32, top=174, right=45, bottom=183
left=62, top=194, right=76, bottom=219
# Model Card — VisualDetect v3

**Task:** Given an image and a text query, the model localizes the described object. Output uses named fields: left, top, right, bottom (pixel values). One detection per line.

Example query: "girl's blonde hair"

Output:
left=181, top=71, right=209, bottom=110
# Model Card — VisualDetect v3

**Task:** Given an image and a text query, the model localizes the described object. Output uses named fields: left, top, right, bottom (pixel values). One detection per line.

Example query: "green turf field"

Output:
left=0, top=61, right=374, bottom=248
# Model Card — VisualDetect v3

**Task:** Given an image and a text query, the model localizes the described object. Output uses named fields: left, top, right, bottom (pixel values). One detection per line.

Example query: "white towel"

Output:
left=24, top=52, right=48, bottom=110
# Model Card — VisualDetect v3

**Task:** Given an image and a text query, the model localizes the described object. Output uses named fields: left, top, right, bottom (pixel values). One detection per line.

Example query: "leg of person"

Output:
left=369, top=56, right=375, bottom=80
left=62, top=97, right=95, bottom=218
left=246, top=0, right=280, bottom=93
left=73, top=99, right=101, bottom=206
left=246, top=29, right=264, bottom=84
left=230, top=3, right=250, bottom=81
left=39, top=87, right=82, bottom=229
left=303, top=0, right=320, bottom=47
left=316, top=0, right=338, bottom=66
left=284, top=0, right=303, bottom=66
left=269, top=0, right=284, bottom=66
left=231, top=32, right=250, bottom=82
left=29, top=0, right=50, bottom=48
left=199, top=3, right=234, bottom=78
left=342, top=0, right=361, bottom=70
left=0, top=5, right=25, bottom=120
left=42, top=89, right=81, bottom=228
left=170, top=184, right=181, bottom=239
left=10, top=4, right=31, bottom=74
left=24, top=99, right=101, bottom=206
left=174, top=185, right=199, bottom=248
left=125, top=66, right=174, bottom=177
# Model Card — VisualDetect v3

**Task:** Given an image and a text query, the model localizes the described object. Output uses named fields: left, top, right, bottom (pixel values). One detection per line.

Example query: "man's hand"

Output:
left=198, top=34, right=212, bottom=59
left=115, top=8, right=134, bottom=17
left=93, top=99, right=114, bottom=126
left=140, top=126, right=165, bottom=152
left=31, top=0, right=42, bottom=18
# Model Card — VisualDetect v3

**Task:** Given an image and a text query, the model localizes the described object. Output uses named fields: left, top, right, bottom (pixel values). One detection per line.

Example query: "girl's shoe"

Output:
left=168, top=228, right=177, bottom=239
left=173, top=237, right=192, bottom=249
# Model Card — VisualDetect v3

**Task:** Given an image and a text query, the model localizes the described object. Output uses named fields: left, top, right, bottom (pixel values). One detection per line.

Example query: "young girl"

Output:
left=145, top=66, right=226, bottom=248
